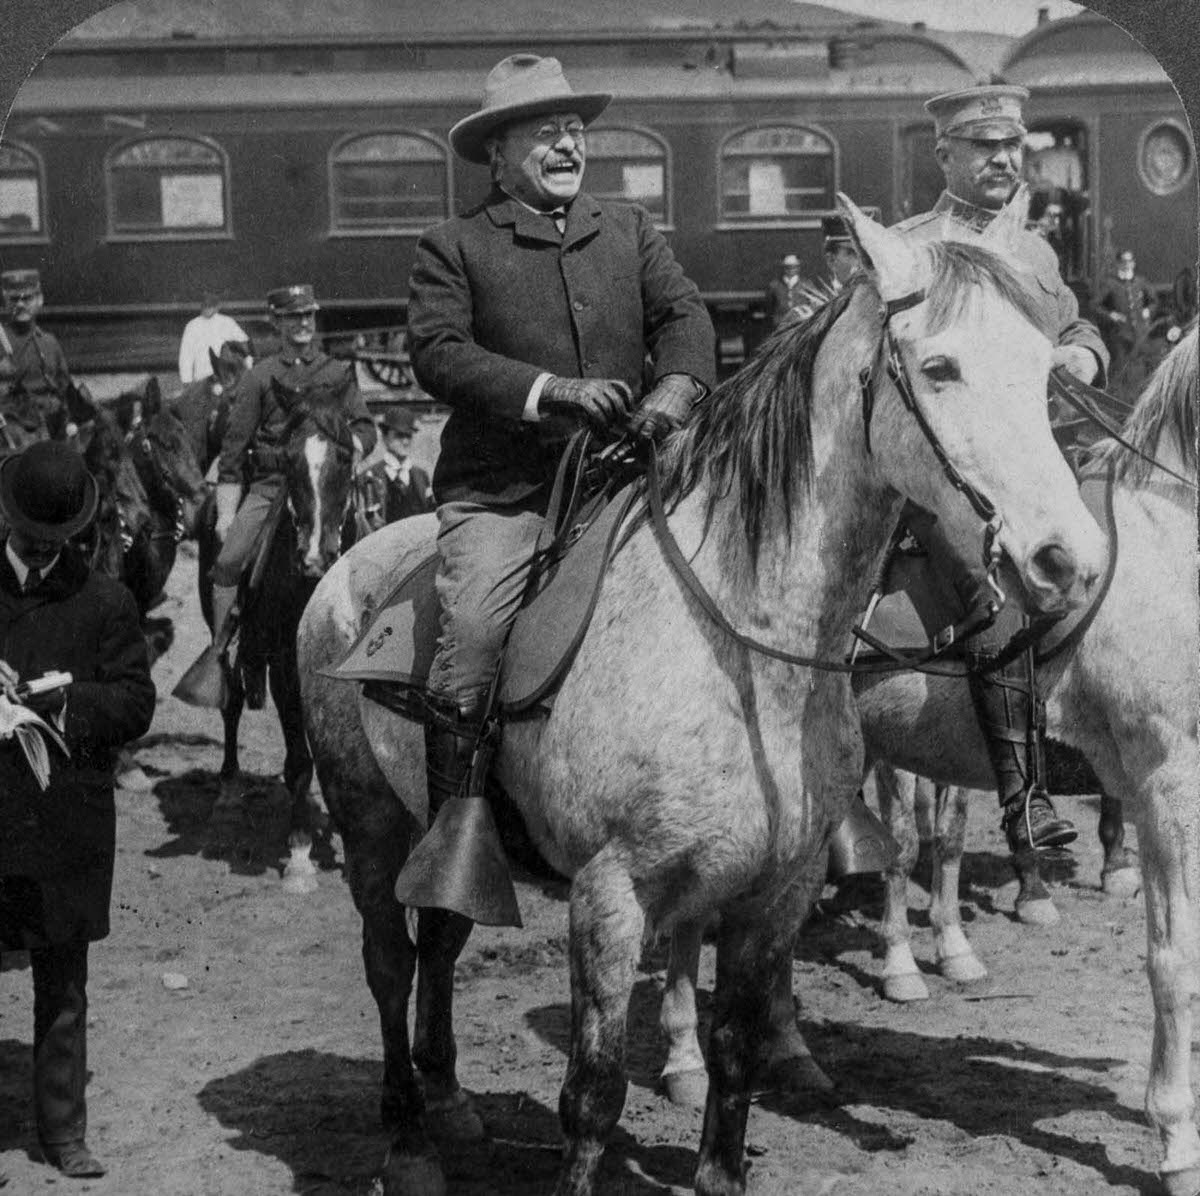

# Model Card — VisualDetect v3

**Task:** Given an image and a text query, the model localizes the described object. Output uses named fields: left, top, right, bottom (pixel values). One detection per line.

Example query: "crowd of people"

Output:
left=0, top=53, right=1193, bottom=1185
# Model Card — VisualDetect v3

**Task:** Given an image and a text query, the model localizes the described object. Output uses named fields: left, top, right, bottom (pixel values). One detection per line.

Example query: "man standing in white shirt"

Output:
left=177, top=291, right=250, bottom=384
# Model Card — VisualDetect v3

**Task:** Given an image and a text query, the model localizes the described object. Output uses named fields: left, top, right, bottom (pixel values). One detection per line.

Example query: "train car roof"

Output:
left=11, top=55, right=979, bottom=114
left=1003, top=11, right=1173, bottom=90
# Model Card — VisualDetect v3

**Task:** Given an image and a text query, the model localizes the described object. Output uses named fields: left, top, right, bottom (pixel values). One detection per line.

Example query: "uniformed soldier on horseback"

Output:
left=0, top=269, right=97, bottom=443
left=206, top=284, right=376, bottom=663
left=893, top=85, right=1110, bottom=854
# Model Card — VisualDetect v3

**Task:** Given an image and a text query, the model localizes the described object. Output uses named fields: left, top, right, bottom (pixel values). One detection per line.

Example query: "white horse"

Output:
left=665, top=327, right=1200, bottom=1196
left=296, top=194, right=1103, bottom=1196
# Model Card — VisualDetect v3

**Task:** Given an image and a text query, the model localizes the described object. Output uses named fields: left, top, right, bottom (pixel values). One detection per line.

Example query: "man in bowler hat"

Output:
left=357, top=406, right=433, bottom=528
left=402, top=53, right=715, bottom=916
left=893, top=85, right=1109, bottom=854
left=0, top=441, right=155, bottom=1181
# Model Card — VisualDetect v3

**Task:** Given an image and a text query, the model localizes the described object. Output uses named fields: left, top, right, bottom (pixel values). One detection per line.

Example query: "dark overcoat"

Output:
left=407, top=188, right=716, bottom=507
left=0, top=546, right=155, bottom=946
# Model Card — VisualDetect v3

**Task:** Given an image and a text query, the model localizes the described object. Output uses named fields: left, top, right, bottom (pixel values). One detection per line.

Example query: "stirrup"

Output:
left=1002, top=786, right=1077, bottom=853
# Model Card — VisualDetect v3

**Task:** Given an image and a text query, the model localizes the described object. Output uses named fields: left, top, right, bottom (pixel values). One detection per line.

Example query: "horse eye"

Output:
left=921, top=356, right=960, bottom=384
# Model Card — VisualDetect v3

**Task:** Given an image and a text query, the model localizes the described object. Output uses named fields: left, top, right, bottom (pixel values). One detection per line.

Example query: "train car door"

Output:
left=1023, top=120, right=1090, bottom=287
left=898, top=124, right=942, bottom=220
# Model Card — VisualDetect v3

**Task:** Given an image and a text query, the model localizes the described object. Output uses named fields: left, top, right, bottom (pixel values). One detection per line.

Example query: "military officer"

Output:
left=894, top=85, right=1109, bottom=855
left=0, top=270, right=95, bottom=442
left=206, top=284, right=376, bottom=651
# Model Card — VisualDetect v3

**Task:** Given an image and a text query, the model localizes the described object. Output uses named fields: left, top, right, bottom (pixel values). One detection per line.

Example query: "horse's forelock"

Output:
left=921, top=240, right=1049, bottom=339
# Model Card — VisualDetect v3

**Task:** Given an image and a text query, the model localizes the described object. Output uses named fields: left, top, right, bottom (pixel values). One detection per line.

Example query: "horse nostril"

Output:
left=1031, top=541, right=1078, bottom=594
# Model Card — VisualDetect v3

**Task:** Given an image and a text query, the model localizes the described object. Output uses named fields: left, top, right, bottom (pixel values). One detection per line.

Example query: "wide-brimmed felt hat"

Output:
left=0, top=441, right=98, bottom=540
left=267, top=284, right=320, bottom=315
left=450, top=54, right=612, bottom=165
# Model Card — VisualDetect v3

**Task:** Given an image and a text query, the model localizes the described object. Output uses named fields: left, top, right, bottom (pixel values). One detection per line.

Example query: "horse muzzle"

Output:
left=1018, top=531, right=1105, bottom=615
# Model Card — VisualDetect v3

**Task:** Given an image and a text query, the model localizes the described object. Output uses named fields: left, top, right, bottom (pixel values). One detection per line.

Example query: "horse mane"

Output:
left=661, top=238, right=1048, bottom=566
left=1091, top=323, right=1198, bottom=483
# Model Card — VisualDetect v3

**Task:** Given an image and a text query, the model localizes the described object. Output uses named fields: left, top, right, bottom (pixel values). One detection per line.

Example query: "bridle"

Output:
left=646, top=286, right=1008, bottom=676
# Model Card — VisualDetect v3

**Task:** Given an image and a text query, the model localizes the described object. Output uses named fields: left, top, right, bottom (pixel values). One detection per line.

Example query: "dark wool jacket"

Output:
left=0, top=545, right=155, bottom=944
left=407, top=189, right=716, bottom=508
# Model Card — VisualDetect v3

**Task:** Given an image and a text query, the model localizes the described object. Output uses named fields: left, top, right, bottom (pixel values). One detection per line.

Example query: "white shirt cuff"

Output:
left=524, top=373, right=552, bottom=422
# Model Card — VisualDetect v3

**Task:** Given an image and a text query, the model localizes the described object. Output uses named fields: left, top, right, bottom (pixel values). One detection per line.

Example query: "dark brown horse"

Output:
left=196, top=395, right=360, bottom=890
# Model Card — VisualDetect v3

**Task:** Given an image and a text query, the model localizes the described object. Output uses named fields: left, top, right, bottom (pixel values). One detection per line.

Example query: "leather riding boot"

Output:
left=32, top=943, right=96, bottom=1168
left=210, top=583, right=239, bottom=651
left=423, top=696, right=479, bottom=817
left=966, top=662, right=1077, bottom=853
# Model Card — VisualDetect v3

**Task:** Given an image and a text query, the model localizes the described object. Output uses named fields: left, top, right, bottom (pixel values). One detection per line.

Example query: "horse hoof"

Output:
left=1161, top=1165, right=1200, bottom=1196
left=424, top=1087, right=485, bottom=1143
left=1015, top=897, right=1060, bottom=926
left=941, top=952, right=988, bottom=985
left=1102, top=866, right=1142, bottom=899
left=661, top=1068, right=708, bottom=1109
left=382, top=1147, right=446, bottom=1196
left=281, top=867, right=319, bottom=895
left=764, top=1052, right=836, bottom=1099
left=883, top=972, right=930, bottom=1003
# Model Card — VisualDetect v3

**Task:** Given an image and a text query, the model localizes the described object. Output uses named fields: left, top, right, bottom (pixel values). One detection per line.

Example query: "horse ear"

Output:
left=980, top=184, right=1031, bottom=250
left=836, top=192, right=922, bottom=302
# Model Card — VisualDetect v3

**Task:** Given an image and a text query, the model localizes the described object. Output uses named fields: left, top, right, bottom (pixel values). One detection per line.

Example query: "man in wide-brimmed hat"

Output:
left=402, top=53, right=715, bottom=916
left=0, top=441, right=155, bottom=1183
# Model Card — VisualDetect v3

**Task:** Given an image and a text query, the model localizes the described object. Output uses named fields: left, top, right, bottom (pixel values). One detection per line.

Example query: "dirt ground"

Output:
left=0, top=544, right=1166, bottom=1196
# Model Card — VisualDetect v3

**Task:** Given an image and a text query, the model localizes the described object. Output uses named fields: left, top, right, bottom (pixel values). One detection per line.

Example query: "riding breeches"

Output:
left=211, top=476, right=285, bottom=588
left=427, top=500, right=545, bottom=719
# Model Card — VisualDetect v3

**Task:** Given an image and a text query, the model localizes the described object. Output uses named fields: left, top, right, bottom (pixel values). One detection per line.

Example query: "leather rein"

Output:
left=645, top=288, right=1006, bottom=677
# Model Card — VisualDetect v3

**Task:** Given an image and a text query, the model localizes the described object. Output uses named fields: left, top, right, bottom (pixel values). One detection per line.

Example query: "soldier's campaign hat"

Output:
left=0, top=440, right=98, bottom=540
left=450, top=54, right=612, bottom=165
left=0, top=268, right=41, bottom=297
left=267, top=284, right=320, bottom=315
left=780, top=254, right=801, bottom=268
left=925, top=84, right=1029, bottom=141
left=379, top=406, right=417, bottom=436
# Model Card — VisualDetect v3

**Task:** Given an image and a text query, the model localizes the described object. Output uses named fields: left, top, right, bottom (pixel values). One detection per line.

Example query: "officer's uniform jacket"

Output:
left=895, top=191, right=1109, bottom=385
left=0, top=321, right=73, bottom=435
left=217, top=347, right=377, bottom=486
left=1097, top=273, right=1155, bottom=345
left=407, top=188, right=716, bottom=507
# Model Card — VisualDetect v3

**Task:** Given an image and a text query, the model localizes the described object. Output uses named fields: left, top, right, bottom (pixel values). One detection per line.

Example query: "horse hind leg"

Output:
left=1012, top=845, right=1060, bottom=926
left=931, top=786, right=987, bottom=985
left=1099, top=791, right=1141, bottom=898
left=659, top=919, right=710, bottom=1109
left=272, top=654, right=324, bottom=895
left=555, top=848, right=646, bottom=1196
left=875, top=765, right=929, bottom=1003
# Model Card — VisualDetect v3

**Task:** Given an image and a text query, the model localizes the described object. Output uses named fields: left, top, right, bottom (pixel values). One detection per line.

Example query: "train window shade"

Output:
left=583, top=128, right=669, bottom=226
left=718, top=125, right=835, bottom=227
left=0, top=142, right=46, bottom=243
left=329, top=132, right=450, bottom=235
left=105, top=136, right=230, bottom=240
left=1138, top=120, right=1195, bottom=197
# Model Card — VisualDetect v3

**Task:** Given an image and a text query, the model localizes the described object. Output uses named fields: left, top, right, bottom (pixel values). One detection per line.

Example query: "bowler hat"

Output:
left=0, top=441, right=98, bottom=540
left=450, top=55, right=612, bottom=165
left=1, top=268, right=41, bottom=297
left=267, top=284, right=320, bottom=315
left=380, top=407, right=417, bottom=436
left=925, top=84, right=1029, bottom=141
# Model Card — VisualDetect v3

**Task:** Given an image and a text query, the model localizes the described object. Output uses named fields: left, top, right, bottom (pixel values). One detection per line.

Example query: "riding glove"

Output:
left=1051, top=344, right=1101, bottom=385
left=541, top=376, right=634, bottom=432
left=214, top=482, right=242, bottom=541
left=628, top=373, right=704, bottom=443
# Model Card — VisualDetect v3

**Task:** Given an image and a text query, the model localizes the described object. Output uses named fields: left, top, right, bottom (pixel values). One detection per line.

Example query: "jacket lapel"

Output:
left=562, top=194, right=602, bottom=251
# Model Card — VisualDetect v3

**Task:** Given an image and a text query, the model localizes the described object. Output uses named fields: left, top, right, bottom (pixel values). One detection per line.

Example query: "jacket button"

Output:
left=572, top=300, right=585, bottom=312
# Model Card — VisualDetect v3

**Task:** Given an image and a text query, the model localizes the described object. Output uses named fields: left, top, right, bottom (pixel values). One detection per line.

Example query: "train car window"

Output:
left=106, top=136, right=229, bottom=238
left=1138, top=120, right=1195, bottom=197
left=329, top=132, right=450, bottom=233
left=584, top=128, right=669, bottom=225
left=718, top=125, right=835, bottom=224
left=0, top=143, right=45, bottom=240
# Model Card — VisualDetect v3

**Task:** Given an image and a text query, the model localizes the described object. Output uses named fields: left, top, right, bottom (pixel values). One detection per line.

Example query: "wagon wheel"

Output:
left=362, top=329, right=414, bottom=390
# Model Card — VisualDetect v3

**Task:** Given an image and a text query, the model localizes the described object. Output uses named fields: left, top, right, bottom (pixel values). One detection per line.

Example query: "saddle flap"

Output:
left=326, top=551, right=441, bottom=685
left=497, top=483, right=639, bottom=714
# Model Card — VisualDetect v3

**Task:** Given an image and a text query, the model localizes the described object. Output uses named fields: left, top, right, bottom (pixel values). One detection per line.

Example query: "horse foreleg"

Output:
left=555, top=847, right=645, bottom=1196
left=1012, top=845, right=1060, bottom=926
left=413, top=908, right=482, bottom=1143
left=695, top=889, right=812, bottom=1196
left=1137, top=786, right=1200, bottom=1196
left=931, top=786, right=987, bottom=985
left=1099, top=790, right=1142, bottom=898
left=660, top=919, right=709, bottom=1108
left=219, top=662, right=244, bottom=788
left=876, top=766, right=929, bottom=1003
left=272, top=655, right=323, bottom=894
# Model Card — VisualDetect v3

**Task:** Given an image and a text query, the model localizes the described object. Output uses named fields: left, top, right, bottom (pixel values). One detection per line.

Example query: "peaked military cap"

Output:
left=780, top=253, right=801, bottom=268
left=267, top=284, right=320, bottom=315
left=925, top=84, right=1029, bottom=141
left=1, top=268, right=41, bottom=296
left=822, top=215, right=852, bottom=245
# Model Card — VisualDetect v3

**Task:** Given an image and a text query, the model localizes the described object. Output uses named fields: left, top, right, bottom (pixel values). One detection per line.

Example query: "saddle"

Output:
left=332, top=433, right=643, bottom=718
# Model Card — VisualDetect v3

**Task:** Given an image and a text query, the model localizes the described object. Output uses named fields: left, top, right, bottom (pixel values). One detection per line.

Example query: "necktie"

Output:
left=23, top=569, right=40, bottom=595
left=548, top=209, right=567, bottom=236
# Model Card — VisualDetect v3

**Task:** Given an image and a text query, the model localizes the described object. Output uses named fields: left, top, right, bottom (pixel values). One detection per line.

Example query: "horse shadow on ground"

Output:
left=198, top=1047, right=695, bottom=1194
left=147, top=769, right=340, bottom=881
left=525, top=994, right=1155, bottom=1193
